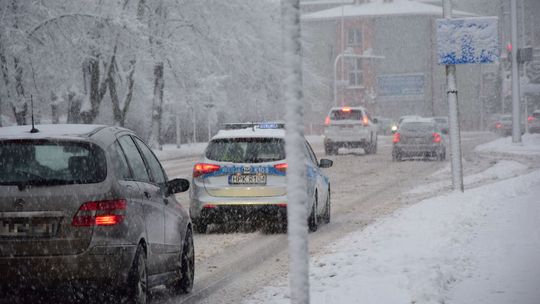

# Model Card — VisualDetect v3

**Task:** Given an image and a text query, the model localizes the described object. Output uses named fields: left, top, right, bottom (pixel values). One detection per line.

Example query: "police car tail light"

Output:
left=72, top=199, right=127, bottom=227
left=193, top=163, right=221, bottom=178
left=325, top=116, right=330, bottom=126
left=433, top=132, right=442, bottom=143
left=393, top=132, right=401, bottom=143
left=274, top=163, right=288, bottom=173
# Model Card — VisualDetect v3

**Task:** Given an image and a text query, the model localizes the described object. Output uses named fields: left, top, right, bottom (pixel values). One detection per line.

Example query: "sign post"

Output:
left=437, top=3, right=499, bottom=192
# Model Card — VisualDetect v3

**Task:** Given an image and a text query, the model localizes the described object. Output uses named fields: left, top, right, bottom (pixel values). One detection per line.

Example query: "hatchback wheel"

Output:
left=170, top=229, right=195, bottom=294
left=127, top=246, right=147, bottom=304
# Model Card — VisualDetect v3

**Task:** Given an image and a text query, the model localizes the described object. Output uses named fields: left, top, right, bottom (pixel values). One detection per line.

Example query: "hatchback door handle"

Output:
left=144, top=191, right=151, bottom=199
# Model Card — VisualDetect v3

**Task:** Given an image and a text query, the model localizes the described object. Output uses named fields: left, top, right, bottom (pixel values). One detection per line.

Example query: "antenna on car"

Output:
left=30, top=95, right=39, bottom=133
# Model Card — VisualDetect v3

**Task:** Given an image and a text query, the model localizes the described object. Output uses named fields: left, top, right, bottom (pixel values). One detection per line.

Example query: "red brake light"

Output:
left=72, top=199, right=127, bottom=227
left=342, top=107, right=351, bottom=112
left=528, top=116, right=534, bottom=122
left=362, top=115, right=369, bottom=126
left=495, top=122, right=502, bottom=129
left=274, top=163, right=288, bottom=173
left=433, top=132, right=442, bottom=143
left=325, top=116, right=330, bottom=125
left=193, top=163, right=221, bottom=178
left=393, top=132, right=401, bottom=143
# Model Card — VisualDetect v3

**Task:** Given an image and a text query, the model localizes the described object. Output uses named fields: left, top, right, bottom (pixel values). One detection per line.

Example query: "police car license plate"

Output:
left=229, top=174, right=267, bottom=185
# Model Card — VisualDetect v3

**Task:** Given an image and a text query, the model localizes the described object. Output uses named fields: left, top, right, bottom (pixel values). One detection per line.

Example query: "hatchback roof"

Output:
left=0, top=124, right=109, bottom=139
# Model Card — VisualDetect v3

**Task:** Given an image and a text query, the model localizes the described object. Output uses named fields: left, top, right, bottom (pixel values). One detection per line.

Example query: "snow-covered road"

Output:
left=144, top=131, right=540, bottom=304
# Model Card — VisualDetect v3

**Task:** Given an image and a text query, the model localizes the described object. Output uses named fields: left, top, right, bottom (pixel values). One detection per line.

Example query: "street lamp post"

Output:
left=333, top=52, right=384, bottom=107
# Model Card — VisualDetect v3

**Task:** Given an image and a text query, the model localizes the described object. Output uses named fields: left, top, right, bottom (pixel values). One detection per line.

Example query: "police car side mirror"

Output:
left=319, top=159, right=333, bottom=168
left=168, top=178, right=190, bottom=194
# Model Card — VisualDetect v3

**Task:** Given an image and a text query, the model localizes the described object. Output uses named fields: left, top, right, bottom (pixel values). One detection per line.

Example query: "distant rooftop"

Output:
left=302, top=0, right=475, bottom=21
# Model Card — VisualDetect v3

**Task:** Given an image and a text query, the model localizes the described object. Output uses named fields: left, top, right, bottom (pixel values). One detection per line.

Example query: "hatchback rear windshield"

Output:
left=0, top=140, right=107, bottom=186
left=330, top=109, right=363, bottom=120
left=400, top=122, right=435, bottom=133
left=206, top=138, right=285, bottom=163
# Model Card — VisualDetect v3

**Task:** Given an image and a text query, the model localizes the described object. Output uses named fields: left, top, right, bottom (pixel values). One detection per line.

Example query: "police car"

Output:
left=190, top=122, right=333, bottom=233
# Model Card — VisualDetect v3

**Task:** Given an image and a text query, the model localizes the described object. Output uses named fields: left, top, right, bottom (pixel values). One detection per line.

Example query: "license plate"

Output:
left=0, top=218, right=59, bottom=237
left=229, top=174, right=267, bottom=185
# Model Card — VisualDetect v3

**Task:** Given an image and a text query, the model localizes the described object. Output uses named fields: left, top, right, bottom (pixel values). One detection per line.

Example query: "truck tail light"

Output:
left=193, top=163, right=221, bottom=178
left=72, top=199, right=127, bottom=227
left=393, top=132, right=401, bottom=143
left=433, top=132, right=442, bottom=143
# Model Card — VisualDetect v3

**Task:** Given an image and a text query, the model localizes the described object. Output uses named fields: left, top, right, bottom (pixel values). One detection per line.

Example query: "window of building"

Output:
left=347, top=28, right=362, bottom=47
left=348, top=58, right=363, bottom=87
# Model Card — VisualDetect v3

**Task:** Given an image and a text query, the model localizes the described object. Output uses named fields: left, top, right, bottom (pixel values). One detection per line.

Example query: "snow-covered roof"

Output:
left=302, top=0, right=476, bottom=21
left=212, top=127, right=285, bottom=140
left=0, top=124, right=107, bottom=139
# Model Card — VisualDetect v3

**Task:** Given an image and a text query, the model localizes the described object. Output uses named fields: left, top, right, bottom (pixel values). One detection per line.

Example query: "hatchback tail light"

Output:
left=274, top=163, right=288, bottom=173
left=433, top=132, right=442, bottom=143
left=72, top=199, right=127, bottom=227
left=393, top=132, right=401, bottom=143
left=193, top=163, right=221, bottom=178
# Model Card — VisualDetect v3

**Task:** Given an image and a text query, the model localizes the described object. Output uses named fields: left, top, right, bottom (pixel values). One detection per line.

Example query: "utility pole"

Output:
left=442, top=0, right=464, bottom=192
left=510, top=0, right=522, bottom=143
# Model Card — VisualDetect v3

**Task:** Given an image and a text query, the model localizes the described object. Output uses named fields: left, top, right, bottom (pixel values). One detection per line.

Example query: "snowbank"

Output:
left=245, top=135, right=540, bottom=304
left=474, top=133, right=540, bottom=156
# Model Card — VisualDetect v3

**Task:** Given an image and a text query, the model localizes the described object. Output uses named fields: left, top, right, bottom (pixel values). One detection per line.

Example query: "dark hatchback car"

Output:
left=0, top=124, right=193, bottom=303
left=392, top=118, right=446, bottom=161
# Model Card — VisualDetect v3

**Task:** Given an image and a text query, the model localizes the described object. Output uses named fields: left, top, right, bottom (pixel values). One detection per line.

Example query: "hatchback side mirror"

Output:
left=168, top=178, right=190, bottom=194
left=319, top=159, right=333, bottom=168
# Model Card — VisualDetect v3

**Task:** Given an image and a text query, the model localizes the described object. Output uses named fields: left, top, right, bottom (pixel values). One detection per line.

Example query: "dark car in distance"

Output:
left=392, top=118, right=446, bottom=161
left=0, top=124, right=194, bottom=303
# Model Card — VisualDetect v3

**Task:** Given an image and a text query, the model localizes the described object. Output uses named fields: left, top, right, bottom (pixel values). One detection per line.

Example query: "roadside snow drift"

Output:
left=245, top=135, right=540, bottom=304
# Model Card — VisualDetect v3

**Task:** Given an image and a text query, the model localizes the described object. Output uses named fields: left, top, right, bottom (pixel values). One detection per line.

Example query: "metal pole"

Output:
left=510, top=0, right=522, bottom=143
left=520, top=0, right=529, bottom=134
left=281, top=0, right=309, bottom=303
left=207, top=114, right=211, bottom=141
left=443, top=0, right=464, bottom=192
left=480, top=65, right=484, bottom=131
left=333, top=54, right=341, bottom=107
left=192, top=107, right=196, bottom=143
left=176, top=111, right=181, bottom=148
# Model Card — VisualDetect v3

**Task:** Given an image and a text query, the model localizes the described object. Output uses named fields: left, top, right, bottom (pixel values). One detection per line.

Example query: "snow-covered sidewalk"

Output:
left=245, top=135, right=540, bottom=304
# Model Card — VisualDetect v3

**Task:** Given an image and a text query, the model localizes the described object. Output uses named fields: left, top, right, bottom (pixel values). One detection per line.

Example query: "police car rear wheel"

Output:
left=308, top=194, right=319, bottom=232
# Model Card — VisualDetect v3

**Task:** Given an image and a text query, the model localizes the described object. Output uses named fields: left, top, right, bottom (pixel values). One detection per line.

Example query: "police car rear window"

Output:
left=206, top=138, right=285, bottom=163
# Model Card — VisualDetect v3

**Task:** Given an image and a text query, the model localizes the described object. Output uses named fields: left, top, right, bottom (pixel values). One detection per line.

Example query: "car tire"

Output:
left=322, top=189, right=331, bottom=224
left=193, top=220, right=207, bottom=234
left=308, top=194, right=319, bottom=232
left=127, top=245, right=148, bottom=304
left=179, top=229, right=195, bottom=293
